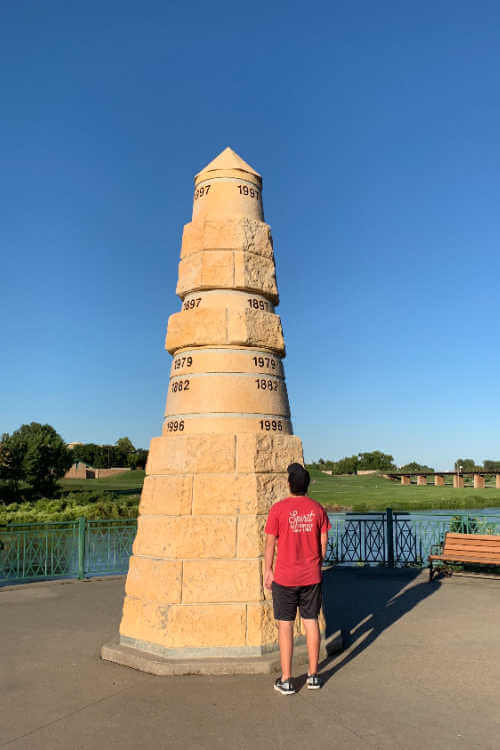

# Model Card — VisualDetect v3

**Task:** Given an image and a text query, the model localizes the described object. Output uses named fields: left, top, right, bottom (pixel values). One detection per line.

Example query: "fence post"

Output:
left=386, top=507, right=394, bottom=567
left=78, top=517, right=86, bottom=580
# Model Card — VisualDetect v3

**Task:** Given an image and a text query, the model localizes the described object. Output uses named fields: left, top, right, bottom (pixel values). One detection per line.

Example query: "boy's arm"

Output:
left=320, top=532, right=328, bottom=563
left=264, top=534, right=277, bottom=590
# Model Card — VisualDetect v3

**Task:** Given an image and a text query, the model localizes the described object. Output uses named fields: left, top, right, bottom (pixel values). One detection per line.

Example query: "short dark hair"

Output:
left=287, top=463, right=310, bottom=495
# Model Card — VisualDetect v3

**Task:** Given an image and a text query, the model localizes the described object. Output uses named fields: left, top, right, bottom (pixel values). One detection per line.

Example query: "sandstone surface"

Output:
left=113, top=147, right=309, bottom=670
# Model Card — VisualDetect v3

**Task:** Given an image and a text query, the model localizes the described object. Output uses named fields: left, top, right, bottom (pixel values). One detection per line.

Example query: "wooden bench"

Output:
left=429, top=532, right=500, bottom=581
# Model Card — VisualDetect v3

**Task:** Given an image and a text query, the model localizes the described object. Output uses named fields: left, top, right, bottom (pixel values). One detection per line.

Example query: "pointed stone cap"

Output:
left=195, top=147, right=262, bottom=187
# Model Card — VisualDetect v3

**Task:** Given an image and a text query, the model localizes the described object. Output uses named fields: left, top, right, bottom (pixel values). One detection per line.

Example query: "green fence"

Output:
left=0, top=519, right=137, bottom=583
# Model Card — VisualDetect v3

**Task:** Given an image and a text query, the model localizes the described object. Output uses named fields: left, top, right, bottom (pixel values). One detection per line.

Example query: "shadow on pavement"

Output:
left=294, top=568, right=441, bottom=691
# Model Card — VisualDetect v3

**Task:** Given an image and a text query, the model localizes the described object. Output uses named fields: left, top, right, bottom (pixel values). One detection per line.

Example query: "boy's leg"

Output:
left=277, top=620, right=294, bottom=680
left=272, top=582, right=299, bottom=681
left=298, top=583, right=323, bottom=675
left=302, top=618, right=320, bottom=675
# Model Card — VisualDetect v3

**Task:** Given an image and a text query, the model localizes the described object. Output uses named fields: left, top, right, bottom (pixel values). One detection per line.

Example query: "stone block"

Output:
left=401, top=476, right=411, bottom=486
left=434, top=475, right=445, bottom=487
left=226, top=309, right=285, bottom=355
left=176, top=250, right=234, bottom=297
left=181, top=217, right=274, bottom=259
left=169, top=346, right=284, bottom=378
left=165, top=308, right=285, bottom=356
left=237, top=515, right=267, bottom=558
left=139, top=475, right=193, bottom=516
left=246, top=602, right=278, bottom=648
left=165, top=604, right=247, bottom=648
left=175, top=251, right=203, bottom=296
left=453, top=475, right=464, bottom=488
left=146, top=434, right=236, bottom=475
left=234, top=252, right=278, bottom=301
left=181, top=289, right=274, bottom=314
left=192, top=473, right=260, bottom=515
left=119, top=595, right=169, bottom=647
left=182, top=560, right=262, bottom=603
left=236, top=434, right=303, bottom=473
left=165, top=309, right=227, bottom=353
left=165, top=372, right=290, bottom=418
left=162, top=414, right=293, bottom=436
left=257, top=473, right=289, bottom=509
left=192, top=472, right=288, bottom=515
left=176, top=249, right=278, bottom=302
left=416, top=475, right=427, bottom=486
left=133, top=516, right=236, bottom=559
left=192, top=180, right=263, bottom=223
left=125, top=556, right=182, bottom=604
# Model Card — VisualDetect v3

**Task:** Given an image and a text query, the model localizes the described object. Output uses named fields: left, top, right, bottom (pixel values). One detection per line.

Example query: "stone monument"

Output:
left=102, top=147, right=341, bottom=675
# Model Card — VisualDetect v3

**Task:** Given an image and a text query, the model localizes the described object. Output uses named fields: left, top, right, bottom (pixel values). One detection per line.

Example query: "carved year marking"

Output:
left=237, top=185, right=260, bottom=200
left=183, top=298, right=201, bottom=310
left=166, top=420, right=184, bottom=432
left=253, top=356, right=277, bottom=370
left=171, top=380, right=190, bottom=393
left=174, top=356, right=193, bottom=370
left=194, top=185, right=211, bottom=200
left=255, top=379, right=278, bottom=392
left=248, top=298, right=269, bottom=311
left=260, top=420, right=283, bottom=431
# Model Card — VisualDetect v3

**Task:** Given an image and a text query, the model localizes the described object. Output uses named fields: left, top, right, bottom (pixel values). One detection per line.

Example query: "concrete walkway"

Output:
left=1, top=569, right=500, bottom=749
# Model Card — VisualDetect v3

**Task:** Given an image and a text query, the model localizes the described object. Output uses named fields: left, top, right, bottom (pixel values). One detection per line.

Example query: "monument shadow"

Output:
left=294, top=567, right=441, bottom=690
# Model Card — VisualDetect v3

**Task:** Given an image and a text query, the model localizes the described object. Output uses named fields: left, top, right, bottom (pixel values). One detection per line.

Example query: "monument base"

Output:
left=101, top=630, right=343, bottom=676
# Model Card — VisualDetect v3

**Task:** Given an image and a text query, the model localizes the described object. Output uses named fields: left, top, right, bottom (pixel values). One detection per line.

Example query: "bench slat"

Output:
left=445, top=533, right=500, bottom=542
left=444, top=543, right=500, bottom=554
left=430, top=553, right=500, bottom=563
left=446, top=536, right=500, bottom=544
left=445, top=538, right=500, bottom=546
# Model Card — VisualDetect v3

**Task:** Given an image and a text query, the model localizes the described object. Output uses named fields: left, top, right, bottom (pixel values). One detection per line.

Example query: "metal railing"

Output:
left=0, top=518, right=137, bottom=583
left=2, top=509, right=500, bottom=583
left=325, top=508, right=500, bottom=567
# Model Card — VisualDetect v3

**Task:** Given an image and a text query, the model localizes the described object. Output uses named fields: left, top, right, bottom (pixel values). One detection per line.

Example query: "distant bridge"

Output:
left=386, top=471, right=500, bottom=489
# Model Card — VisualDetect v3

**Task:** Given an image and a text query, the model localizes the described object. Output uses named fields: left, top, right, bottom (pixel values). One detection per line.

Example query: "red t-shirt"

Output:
left=264, top=496, right=331, bottom=586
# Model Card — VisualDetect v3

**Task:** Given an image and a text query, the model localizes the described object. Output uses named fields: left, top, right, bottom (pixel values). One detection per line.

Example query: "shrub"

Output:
left=0, top=493, right=140, bottom=524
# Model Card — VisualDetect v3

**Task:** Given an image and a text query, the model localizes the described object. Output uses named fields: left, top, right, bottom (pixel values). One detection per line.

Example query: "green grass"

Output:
left=6, top=468, right=500, bottom=520
left=308, top=469, right=500, bottom=512
left=59, top=470, right=145, bottom=493
left=0, top=471, right=146, bottom=523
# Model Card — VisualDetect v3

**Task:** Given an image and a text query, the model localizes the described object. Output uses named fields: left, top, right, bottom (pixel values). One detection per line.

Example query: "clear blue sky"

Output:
left=2, top=1, right=499, bottom=469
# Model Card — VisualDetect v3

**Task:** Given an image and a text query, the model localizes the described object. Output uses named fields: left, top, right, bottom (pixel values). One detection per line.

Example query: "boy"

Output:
left=264, top=463, right=331, bottom=695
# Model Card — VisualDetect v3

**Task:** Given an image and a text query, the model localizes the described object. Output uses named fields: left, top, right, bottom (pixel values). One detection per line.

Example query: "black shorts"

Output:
left=271, top=581, right=322, bottom=621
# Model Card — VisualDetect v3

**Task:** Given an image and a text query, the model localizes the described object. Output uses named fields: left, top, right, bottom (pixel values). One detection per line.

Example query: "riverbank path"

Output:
left=1, top=568, right=499, bottom=749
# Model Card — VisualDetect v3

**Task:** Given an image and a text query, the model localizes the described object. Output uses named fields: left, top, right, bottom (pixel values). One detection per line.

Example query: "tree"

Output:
left=332, top=455, right=359, bottom=475
left=71, top=442, right=101, bottom=467
left=357, top=451, right=396, bottom=471
left=0, top=432, right=27, bottom=495
left=454, top=458, right=477, bottom=472
left=399, top=461, right=435, bottom=473
left=99, top=445, right=115, bottom=469
left=114, top=437, right=135, bottom=466
left=116, top=437, right=135, bottom=454
left=1, top=423, right=72, bottom=495
left=127, top=449, right=148, bottom=470
left=483, top=460, right=500, bottom=472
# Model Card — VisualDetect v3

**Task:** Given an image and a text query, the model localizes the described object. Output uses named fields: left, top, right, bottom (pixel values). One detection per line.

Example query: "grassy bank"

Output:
left=0, top=471, right=145, bottom=523
left=4, top=469, right=500, bottom=522
left=59, top=470, right=145, bottom=493
left=309, top=469, right=500, bottom=511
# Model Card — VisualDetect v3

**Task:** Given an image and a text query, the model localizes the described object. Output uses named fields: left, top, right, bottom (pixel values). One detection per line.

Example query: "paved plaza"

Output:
left=1, top=568, right=500, bottom=749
